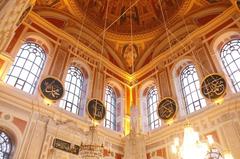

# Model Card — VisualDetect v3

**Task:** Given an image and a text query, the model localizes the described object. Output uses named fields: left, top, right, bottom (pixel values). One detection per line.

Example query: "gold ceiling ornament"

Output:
left=68, top=0, right=189, bottom=34
left=201, top=73, right=226, bottom=104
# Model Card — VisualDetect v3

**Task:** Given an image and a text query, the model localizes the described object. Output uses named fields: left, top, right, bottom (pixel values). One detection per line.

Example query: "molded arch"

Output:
left=210, top=28, right=240, bottom=93
left=139, top=78, right=159, bottom=132
left=0, top=117, right=23, bottom=159
left=171, top=57, right=204, bottom=117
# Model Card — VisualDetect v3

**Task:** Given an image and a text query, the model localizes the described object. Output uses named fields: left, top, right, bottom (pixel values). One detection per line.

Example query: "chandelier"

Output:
left=79, top=126, right=104, bottom=159
left=171, top=124, right=234, bottom=159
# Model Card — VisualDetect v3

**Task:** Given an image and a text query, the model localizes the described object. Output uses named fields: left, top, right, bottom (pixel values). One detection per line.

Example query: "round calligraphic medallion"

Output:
left=157, top=97, right=178, bottom=121
left=87, top=99, right=106, bottom=121
left=201, top=74, right=226, bottom=100
left=39, top=76, right=64, bottom=101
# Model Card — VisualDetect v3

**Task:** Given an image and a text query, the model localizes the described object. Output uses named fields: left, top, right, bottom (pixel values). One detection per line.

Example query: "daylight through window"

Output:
left=220, top=39, right=240, bottom=92
left=147, top=86, right=160, bottom=130
left=104, top=85, right=117, bottom=130
left=180, top=64, right=206, bottom=114
left=60, top=66, right=85, bottom=115
left=5, top=42, right=46, bottom=94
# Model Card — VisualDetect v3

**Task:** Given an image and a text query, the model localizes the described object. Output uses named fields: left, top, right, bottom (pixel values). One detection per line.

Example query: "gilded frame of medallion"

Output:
left=200, top=73, right=227, bottom=101
left=39, top=76, right=65, bottom=102
left=86, top=98, right=106, bottom=122
left=157, top=97, right=178, bottom=122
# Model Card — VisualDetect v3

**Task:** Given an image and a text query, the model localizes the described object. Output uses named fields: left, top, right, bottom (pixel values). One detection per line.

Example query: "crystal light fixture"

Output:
left=79, top=126, right=104, bottom=159
left=171, top=124, right=210, bottom=159
left=224, top=152, right=234, bottom=159
left=171, top=124, right=235, bottom=159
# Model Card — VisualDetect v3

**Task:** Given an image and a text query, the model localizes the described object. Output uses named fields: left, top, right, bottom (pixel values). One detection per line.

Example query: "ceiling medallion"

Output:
left=157, top=97, right=178, bottom=122
left=201, top=73, right=226, bottom=102
left=39, top=76, right=65, bottom=102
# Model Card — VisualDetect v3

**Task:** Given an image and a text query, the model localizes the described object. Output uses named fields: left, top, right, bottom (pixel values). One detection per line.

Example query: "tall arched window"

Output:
left=0, top=130, right=12, bottom=159
left=4, top=42, right=46, bottom=94
left=220, top=39, right=240, bottom=92
left=206, top=148, right=224, bottom=159
left=147, top=86, right=160, bottom=130
left=180, top=64, right=206, bottom=114
left=60, top=66, right=85, bottom=115
left=104, top=85, right=116, bottom=130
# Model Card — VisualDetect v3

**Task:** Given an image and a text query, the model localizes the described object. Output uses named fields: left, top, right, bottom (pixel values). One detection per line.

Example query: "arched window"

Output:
left=206, top=148, right=224, bottom=159
left=180, top=64, right=206, bottom=114
left=147, top=86, right=160, bottom=130
left=4, top=42, right=46, bottom=94
left=60, top=66, right=85, bottom=115
left=104, top=85, right=116, bottom=130
left=0, top=130, right=12, bottom=159
left=220, top=39, right=240, bottom=92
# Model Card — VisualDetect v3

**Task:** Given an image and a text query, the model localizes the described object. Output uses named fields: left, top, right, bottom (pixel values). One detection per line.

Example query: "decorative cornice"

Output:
left=26, top=6, right=237, bottom=86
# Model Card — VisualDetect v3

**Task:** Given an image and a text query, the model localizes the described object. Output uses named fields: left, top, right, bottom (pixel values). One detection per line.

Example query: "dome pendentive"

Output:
left=71, top=0, right=185, bottom=34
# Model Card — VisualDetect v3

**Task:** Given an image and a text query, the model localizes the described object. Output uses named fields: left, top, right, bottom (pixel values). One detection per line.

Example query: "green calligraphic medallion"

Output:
left=87, top=99, right=106, bottom=121
left=157, top=97, right=178, bottom=121
left=201, top=74, right=226, bottom=100
left=39, top=76, right=64, bottom=101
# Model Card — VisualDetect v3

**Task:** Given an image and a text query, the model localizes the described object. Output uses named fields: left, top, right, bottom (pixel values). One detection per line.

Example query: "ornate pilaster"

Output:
left=0, top=0, right=35, bottom=52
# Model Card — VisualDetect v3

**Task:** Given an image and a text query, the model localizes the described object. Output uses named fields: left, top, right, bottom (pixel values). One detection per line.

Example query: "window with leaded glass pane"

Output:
left=104, top=85, right=116, bottom=130
left=206, top=148, right=224, bottom=159
left=220, top=39, right=240, bottom=92
left=0, top=130, right=12, bottom=159
left=5, top=42, right=46, bottom=94
left=147, top=86, right=160, bottom=130
left=60, top=66, right=85, bottom=115
left=180, top=64, right=206, bottom=114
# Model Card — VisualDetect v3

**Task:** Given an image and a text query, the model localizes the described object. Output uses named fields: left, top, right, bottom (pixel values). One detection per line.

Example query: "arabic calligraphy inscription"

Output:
left=201, top=74, right=226, bottom=100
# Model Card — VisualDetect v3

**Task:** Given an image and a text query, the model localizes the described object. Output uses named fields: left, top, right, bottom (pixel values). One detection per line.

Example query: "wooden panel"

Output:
left=0, top=59, right=4, bottom=70
left=195, top=47, right=214, bottom=76
left=159, top=69, right=171, bottom=97
left=6, top=24, right=25, bottom=53
left=51, top=49, right=67, bottom=78
left=12, top=117, right=27, bottom=134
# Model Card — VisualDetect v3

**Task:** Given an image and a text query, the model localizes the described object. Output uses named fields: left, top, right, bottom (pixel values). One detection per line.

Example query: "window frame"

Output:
left=180, top=64, right=206, bottom=114
left=146, top=86, right=161, bottom=130
left=0, top=130, right=12, bottom=159
left=104, top=85, right=117, bottom=131
left=4, top=42, right=46, bottom=94
left=220, top=39, right=240, bottom=93
left=206, top=148, right=224, bottom=159
left=59, top=66, right=85, bottom=115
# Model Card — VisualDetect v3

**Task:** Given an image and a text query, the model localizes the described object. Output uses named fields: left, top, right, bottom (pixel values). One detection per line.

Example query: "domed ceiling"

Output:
left=69, top=0, right=186, bottom=34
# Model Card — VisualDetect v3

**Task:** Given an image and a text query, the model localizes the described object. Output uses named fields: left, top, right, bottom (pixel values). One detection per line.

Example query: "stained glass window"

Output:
left=0, top=131, right=12, bottom=159
left=5, top=42, right=46, bottom=94
left=60, top=66, right=85, bottom=115
left=147, top=86, right=160, bottom=130
left=220, top=39, right=240, bottom=92
left=180, top=64, right=206, bottom=114
left=206, top=148, right=224, bottom=159
left=104, top=86, right=116, bottom=130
